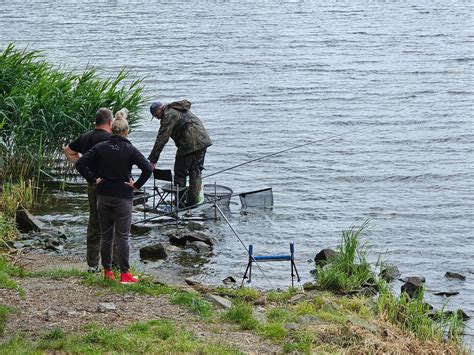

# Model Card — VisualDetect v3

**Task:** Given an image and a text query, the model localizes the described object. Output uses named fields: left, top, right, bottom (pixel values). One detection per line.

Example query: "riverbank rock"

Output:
left=16, top=207, right=46, bottom=233
left=433, top=291, right=459, bottom=297
left=186, top=241, right=211, bottom=254
left=314, top=248, right=338, bottom=267
left=139, top=243, right=168, bottom=260
left=401, top=276, right=425, bottom=298
left=185, top=221, right=206, bottom=231
left=21, top=231, right=67, bottom=252
left=205, top=294, right=232, bottom=309
left=444, top=271, right=466, bottom=281
left=223, top=276, right=236, bottom=285
left=167, top=229, right=216, bottom=247
left=379, top=264, right=400, bottom=282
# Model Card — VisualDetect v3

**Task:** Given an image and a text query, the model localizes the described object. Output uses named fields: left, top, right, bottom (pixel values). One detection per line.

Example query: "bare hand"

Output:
left=125, top=178, right=135, bottom=189
left=96, top=178, right=103, bottom=185
left=150, top=162, right=156, bottom=170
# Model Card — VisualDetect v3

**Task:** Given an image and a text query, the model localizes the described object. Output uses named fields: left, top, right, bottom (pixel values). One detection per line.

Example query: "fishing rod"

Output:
left=203, top=126, right=370, bottom=179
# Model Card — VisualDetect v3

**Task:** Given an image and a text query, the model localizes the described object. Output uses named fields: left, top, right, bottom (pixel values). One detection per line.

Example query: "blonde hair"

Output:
left=112, top=108, right=129, bottom=136
left=114, top=107, right=129, bottom=121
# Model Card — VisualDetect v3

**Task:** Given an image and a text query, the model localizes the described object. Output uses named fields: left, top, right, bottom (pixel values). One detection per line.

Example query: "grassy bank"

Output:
left=0, top=224, right=467, bottom=353
left=0, top=43, right=146, bottom=181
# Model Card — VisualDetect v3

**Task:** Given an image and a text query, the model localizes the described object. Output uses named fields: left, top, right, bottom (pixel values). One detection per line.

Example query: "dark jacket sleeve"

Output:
left=147, top=112, right=175, bottom=163
left=75, top=147, right=98, bottom=185
left=132, top=147, right=153, bottom=189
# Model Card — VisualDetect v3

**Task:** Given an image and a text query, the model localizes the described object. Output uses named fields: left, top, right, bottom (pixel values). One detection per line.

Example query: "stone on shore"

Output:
left=401, top=276, right=425, bottom=298
left=222, top=276, right=236, bottom=285
left=205, top=294, right=232, bottom=309
left=98, top=303, right=116, bottom=312
left=379, top=264, right=400, bottom=282
left=16, top=207, right=46, bottom=233
left=139, top=243, right=168, bottom=260
left=314, top=248, right=338, bottom=267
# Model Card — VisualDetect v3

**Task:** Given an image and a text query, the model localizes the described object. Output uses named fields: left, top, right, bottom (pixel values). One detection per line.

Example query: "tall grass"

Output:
left=375, top=281, right=464, bottom=344
left=315, top=221, right=375, bottom=293
left=0, top=43, right=147, bottom=181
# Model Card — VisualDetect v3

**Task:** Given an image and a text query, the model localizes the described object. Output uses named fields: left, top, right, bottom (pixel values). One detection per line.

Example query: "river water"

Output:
left=1, top=0, right=473, bottom=342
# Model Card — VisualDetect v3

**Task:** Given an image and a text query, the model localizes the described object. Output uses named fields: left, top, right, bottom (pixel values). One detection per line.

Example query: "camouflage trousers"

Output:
left=174, top=148, right=206, bottom=207
left=86, top=185, right=118, bottom=268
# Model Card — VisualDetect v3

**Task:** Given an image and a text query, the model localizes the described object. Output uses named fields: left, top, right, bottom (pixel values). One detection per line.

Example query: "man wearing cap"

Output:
left=149, top=100, right=212, bottom=207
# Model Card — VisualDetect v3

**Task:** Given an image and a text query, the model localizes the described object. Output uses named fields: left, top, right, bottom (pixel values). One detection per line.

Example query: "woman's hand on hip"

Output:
left=125, top=178, right=135, bottom=189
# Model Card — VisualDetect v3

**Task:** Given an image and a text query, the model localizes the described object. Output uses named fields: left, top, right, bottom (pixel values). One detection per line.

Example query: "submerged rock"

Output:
left=433, top=291, right=459, bottom=297
left=314, top=248, right=338, bottom=267
left=186, top=241, right=211, bottom=254
left=167, top=229, right=216, bottom=247
left=139, top=243, right=168, bottom=260
left=444, top=271, right=466, bottom=281
left=185, top=221, right=206, bottom=231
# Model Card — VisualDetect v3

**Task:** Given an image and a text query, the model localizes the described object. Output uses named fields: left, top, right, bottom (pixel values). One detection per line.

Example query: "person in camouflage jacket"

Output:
left=148, top=100, right=212, bottom=206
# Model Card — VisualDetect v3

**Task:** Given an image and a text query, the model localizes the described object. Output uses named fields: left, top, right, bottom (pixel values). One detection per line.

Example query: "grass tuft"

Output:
left=315, top=221, right=375, bottom=293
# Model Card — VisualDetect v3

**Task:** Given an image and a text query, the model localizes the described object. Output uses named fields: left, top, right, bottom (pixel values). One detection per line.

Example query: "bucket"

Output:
left=203, top=184, right=233, bottom=207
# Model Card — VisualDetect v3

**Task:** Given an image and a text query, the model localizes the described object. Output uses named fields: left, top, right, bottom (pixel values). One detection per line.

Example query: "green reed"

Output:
left=0, top=43, right=147, bottom=181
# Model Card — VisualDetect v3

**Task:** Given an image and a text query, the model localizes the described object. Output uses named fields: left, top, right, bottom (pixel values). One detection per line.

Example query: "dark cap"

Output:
left=150, top=102, right=162, bottom=118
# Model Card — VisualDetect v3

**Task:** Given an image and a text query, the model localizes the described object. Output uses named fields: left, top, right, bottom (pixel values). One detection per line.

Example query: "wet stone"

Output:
left=139, top=243, right=168, bottom=260
left=444, top=271, right=466, bottom=281
left=401, top=276, right=425, bottom=298
left=433, top=291, right=460, bottom=297
left=314, top=248, right=338, bottom=267
left=167, top=229, right=216, bottom=247
left=186, top=241, right=211, bottom=254
left=222, top=276, right=236, bottom=285
left=379, top=264, right=400, bottom=282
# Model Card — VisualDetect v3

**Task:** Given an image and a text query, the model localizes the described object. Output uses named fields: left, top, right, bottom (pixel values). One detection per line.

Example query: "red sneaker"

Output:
left=104, top=269, right=115, bottom=280
left=120, top=272, right=138, bottom=284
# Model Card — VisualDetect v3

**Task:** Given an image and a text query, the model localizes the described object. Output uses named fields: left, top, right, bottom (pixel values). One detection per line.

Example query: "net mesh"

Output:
left=239, top=188, right=273, bottom=208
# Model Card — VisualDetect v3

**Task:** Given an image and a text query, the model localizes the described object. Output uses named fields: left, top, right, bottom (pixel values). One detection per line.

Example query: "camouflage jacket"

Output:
left=148, top=100, right=212, bottom=163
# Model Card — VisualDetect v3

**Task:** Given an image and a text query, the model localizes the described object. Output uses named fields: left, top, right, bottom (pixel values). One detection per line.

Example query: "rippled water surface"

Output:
left=1, top=0, right=473, bottom=342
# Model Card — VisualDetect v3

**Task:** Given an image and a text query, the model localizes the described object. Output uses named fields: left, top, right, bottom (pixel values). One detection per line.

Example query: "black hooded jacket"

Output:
left=76, top=135, right=152, bottom=199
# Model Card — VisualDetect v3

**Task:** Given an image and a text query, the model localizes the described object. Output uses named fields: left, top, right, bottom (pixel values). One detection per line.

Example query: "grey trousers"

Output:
left=87, top=185, right=119, bottom=268
left=97, top=195, right=132, bottom=273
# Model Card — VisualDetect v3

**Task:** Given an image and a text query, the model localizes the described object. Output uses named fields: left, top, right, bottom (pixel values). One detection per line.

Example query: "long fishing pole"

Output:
left=203, top=126, right=369, bottom=179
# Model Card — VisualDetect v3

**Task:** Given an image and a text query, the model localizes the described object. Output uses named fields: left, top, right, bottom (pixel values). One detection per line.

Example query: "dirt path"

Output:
left=0, top=254, right=279, bottom=353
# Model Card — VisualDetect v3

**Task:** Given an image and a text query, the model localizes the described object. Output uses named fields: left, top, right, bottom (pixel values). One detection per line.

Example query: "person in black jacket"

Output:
left=76, top=109, right=152, bottom=284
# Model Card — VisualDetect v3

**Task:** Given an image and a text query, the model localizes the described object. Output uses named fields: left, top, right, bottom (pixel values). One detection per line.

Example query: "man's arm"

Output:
left=63, top=145, right=80, bottom=163
left=75, top=148, right=98, bottom=185
left=148, top=114, right=175, bottom=164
